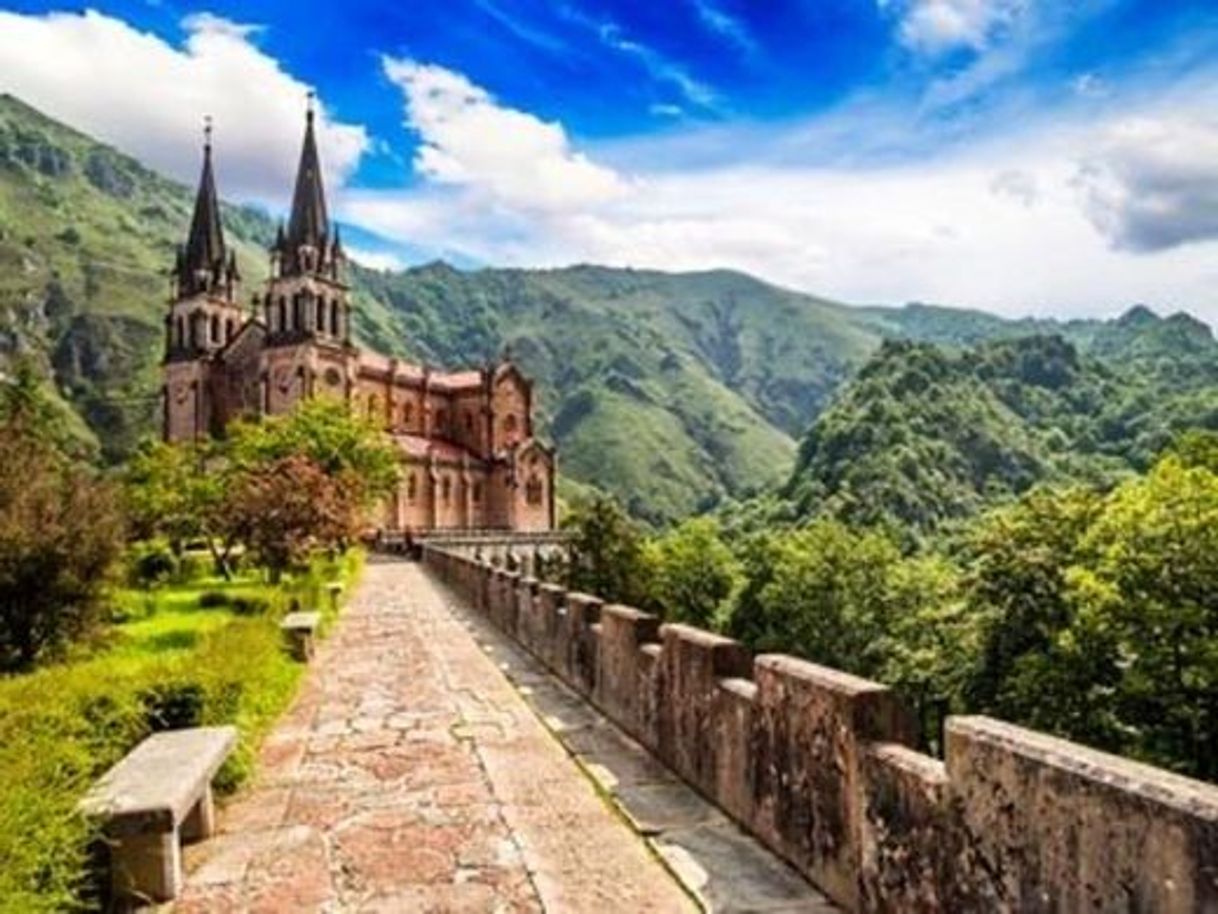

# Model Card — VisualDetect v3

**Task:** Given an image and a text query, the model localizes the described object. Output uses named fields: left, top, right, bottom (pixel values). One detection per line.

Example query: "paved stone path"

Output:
left=174, top=557, right=695, bottom=913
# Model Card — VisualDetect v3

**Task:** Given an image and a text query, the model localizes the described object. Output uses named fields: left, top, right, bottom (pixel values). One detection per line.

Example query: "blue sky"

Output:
left=2, top=0, right=1218, bottom=319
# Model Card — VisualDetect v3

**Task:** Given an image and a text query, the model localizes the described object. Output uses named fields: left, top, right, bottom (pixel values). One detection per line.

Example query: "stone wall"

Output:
left=423, top=546, right=1218, bottom=914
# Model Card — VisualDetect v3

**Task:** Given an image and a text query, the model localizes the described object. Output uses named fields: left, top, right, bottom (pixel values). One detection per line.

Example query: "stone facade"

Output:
left=162, top=113, right=555, bottom=534
left=425, top=545, right=1218, bottom=914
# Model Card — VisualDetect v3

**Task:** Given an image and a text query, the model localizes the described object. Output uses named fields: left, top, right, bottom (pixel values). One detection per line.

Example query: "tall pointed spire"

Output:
left=178, top=116, right=226, bottom=296
left=285, top=92, right=329, bottom=259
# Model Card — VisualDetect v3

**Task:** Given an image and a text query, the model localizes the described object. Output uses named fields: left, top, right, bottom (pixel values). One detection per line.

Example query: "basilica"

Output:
left=162, top=108, right=556, bottom=534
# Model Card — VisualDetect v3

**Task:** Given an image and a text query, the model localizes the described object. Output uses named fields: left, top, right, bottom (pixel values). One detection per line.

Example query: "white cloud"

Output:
left=990, top=169, right=1039, bottom=206
left=555, top=6, right=721, bottom=113
left=1076, top=115, right=1218, bottom=252
left=381, top=58, right=629, bottom=213
left=347, top=247, right=405, bottom=272
left=0, top=10, right=368, bottom=207
left=345, top=62, right=1218, bottom=324
left=895, top=0, right=1027, bottom=55
left=691, top=0, right=757, bottom=58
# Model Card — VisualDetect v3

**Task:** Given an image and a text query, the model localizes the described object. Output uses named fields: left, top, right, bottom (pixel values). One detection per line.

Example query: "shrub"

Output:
left=139, top=679, right=206, bottom=730
left=124, top=539, right=176, bottom=588
left=230, top=594, right=272, bottom=617
left=197, top=590, right=231, bottom=609
left=0, top=426, right=124, bottom=672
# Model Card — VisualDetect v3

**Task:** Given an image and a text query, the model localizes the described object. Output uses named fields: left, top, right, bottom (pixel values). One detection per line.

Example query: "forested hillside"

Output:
left=781, top=325, right=1218, bottom=539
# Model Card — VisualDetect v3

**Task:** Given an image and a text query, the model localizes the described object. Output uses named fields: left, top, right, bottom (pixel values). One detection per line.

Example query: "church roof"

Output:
left=394, top=434, right=484, bottom=466
left=178, top=133, right=227, bottom=296
left=286, top=107, right=328, bottom=254
left=431, top=370, right=484, bottom=391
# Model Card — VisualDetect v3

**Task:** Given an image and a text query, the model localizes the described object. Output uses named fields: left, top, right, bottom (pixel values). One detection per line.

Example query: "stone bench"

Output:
left=80, top=725, right=237, bottom=903
left=281, top=610, right=322, bottom=661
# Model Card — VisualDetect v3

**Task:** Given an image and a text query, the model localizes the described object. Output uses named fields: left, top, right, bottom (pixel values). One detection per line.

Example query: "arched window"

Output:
left=464, top=411, right=473, bottom=433
left=330, top=300, right=340, bottom=336
left=407, top=474, right=417, bottom=502
left=226, top=318, right=235, bottom=342
left=277, top=298, right=286, bottom=332
left=210, top=314, right=220, bottom=344
left=473, top=482, right=482, bottom=504
left=441, top=476, right=451, bottom=502
left=504, top=414, right=519, bottom=441
left=316, top=298, right=326, bottom=332
left=436, top=409, right=447, bottom=431
left=403, top=401, right=413, bottom=426
left=176, top=316, right=185, bottom=347
left=526, top=476, right=544, bottom=506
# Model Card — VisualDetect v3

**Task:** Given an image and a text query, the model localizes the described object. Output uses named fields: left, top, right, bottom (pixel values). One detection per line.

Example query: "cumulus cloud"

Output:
left=346, top=61, right=1218, bottom=323
left=381, top=58, right=629, bottom=213
left=0, top=9, right=367, bottom=206
left=892, top=0, right=1027, bottom=55
left=990, top=169, right=1039, bottom=206
left=1076, top=115, right=1218, bottom=252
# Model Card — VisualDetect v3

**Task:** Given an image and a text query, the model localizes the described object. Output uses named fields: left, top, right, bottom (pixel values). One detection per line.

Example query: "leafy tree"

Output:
left=729, top=521, right=916, bottom=672
left=960, top=486, right=1121, bottom=746
left=644, top=517, right=741, bottom=628
left=222, top=455, right=358, bottom=582
left=226, top=399, right=399, bottom=508
left=0, top=370, right=122, bottom=670
left=1082, top=455, right=1218, bottom=778
left=563, top=496, right=649, bottom=606
left=122, top=440, right=236, bottom=575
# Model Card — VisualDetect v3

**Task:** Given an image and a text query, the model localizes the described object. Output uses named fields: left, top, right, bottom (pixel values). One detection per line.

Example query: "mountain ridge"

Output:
left=1, top=93, right=1214, bottom=523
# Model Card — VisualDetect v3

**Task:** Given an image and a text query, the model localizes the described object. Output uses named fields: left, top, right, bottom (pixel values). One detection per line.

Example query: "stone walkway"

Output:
left=174, top=557, right=695, bottom=913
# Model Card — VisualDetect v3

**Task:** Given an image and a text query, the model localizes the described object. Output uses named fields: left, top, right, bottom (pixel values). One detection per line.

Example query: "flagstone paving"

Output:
left=173, top=557, right=695, bottom=913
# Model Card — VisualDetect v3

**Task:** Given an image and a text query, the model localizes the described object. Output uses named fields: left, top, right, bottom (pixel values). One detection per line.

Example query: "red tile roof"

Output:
left=394, top=434, right=482, bottom=465
left=431, top=370, right=483, bottom=391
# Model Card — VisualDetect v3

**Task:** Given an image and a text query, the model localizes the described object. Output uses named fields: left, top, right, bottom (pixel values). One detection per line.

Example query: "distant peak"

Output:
left=1117, top=304, right=1159, bottom=326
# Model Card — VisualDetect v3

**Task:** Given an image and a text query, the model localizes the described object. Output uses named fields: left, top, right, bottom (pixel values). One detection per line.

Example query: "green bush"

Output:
left=124, top=539, right=177, bottom=588
left=230, top=594, right=272, bottom=617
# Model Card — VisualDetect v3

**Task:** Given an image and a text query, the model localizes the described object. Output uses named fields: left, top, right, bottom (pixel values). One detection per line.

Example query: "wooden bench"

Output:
left=280, top=610, right=321, bottom=661
left=80, top=725, right=237, bottom=903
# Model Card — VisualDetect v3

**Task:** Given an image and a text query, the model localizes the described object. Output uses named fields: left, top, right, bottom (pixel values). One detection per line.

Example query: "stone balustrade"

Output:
left=422, top=545, right=1218, bottom=914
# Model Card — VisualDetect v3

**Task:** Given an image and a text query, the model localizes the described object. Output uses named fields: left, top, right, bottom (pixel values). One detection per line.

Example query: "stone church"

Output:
left=162, top=109, right=556, bottom=533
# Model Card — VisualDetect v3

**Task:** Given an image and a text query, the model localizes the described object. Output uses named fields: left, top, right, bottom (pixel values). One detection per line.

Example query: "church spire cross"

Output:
left=283, top=91, right=330, bottom=274
left=177, top=116, right=227, bottom=297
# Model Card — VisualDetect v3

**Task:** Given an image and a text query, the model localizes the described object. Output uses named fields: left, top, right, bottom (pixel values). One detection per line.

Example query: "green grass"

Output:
left=0, top=550, right=362, bottom=913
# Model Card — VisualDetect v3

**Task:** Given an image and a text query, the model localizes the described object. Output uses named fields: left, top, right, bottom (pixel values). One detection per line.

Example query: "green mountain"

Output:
left=782, top=326, right=1218, bottom=540
left=3, top=93, right=1215, bottom=527
left=0, top=94, right=878, bottom=521
left=351, top=263, right=877, bottom=519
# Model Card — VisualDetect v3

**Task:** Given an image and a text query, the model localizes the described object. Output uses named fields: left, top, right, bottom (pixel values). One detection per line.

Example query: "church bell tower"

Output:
left=163, top=121, right=244, bottom=441
left=260, top=97, right=350, bottom=348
